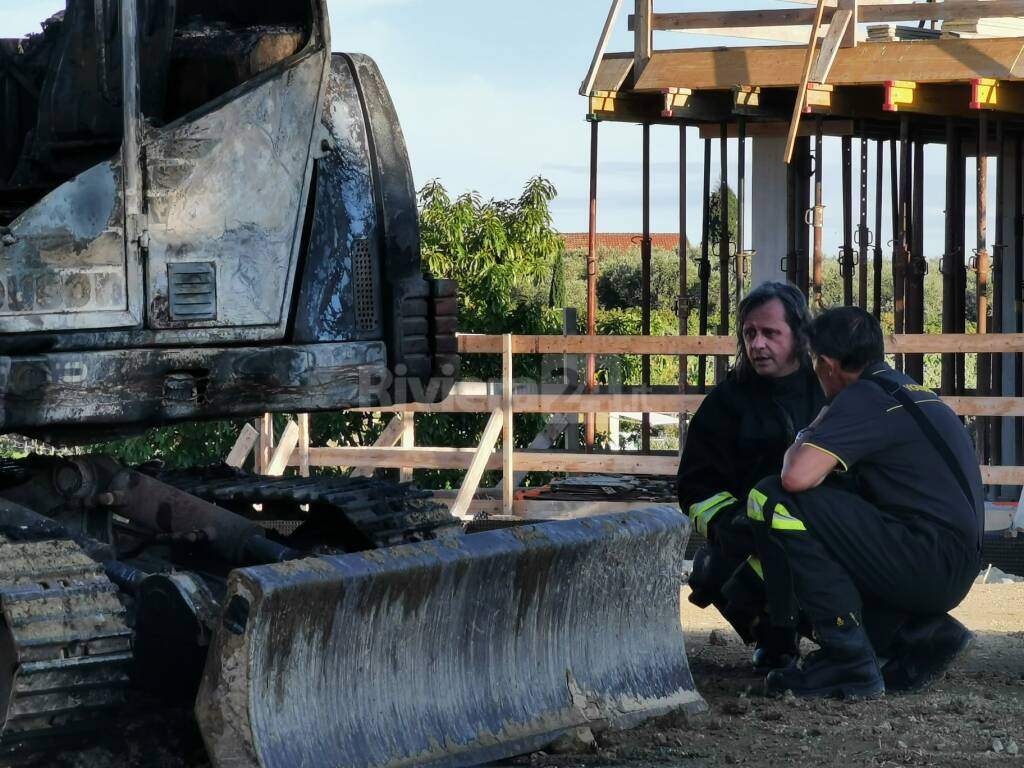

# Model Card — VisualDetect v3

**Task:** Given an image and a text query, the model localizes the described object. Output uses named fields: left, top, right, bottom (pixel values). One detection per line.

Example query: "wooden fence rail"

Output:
left=229, top=334, right=1024, bottom=518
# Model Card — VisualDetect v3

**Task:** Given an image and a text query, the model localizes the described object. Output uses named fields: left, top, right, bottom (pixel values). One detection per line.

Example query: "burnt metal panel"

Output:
left=144, top=51, right=325, bottom=333
left=291, top=54, right=383, bottom=343
left=0, top=340, right=387, bottom=436
left=0, top=159, right=138, bottom=332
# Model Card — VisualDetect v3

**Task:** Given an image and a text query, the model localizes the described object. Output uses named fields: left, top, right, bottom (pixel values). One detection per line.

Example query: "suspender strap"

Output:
left=864, top=371, right=982, bottom=552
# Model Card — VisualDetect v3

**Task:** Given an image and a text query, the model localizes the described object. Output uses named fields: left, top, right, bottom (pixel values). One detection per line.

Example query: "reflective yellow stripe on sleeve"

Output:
left=747, top=489, right=807, bottom=531
left=688, top=491, right=737, bottom=537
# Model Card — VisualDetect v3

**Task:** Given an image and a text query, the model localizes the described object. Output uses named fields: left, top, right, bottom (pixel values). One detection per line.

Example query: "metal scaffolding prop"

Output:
left=575, top=0, right=1024, bottom=472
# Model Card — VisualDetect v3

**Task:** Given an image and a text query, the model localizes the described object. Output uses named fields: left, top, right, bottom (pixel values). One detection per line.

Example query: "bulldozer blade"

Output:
left=195, top=506, right=705, bottom=768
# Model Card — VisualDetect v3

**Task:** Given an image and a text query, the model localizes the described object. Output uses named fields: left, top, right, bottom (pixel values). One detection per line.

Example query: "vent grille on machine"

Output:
left=352, top=239, right=376, bottom=331
left=168, top=263, right=217, bottom=321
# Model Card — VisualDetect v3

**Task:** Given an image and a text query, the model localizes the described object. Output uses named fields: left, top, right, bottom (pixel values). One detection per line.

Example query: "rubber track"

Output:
left=157, top=468, right=460, bottom=549
left=0, top=538, right=132, bottom=764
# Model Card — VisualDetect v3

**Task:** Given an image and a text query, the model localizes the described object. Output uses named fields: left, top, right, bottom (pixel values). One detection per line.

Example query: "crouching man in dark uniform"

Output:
left=752, top=307, right=981, bottom=698
left=678, top=282, right=826, bottom=669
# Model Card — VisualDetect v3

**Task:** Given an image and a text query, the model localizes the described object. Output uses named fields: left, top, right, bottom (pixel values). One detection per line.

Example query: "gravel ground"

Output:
left=527, top=583, right=1024, bottom=768
left=55, top=583, right=1024, bottom=768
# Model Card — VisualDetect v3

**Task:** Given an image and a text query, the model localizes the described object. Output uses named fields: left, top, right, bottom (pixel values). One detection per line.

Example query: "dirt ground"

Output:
left=58, top=583, right=1024, bottom=768
left=528, top=583, right=1024, bottom=768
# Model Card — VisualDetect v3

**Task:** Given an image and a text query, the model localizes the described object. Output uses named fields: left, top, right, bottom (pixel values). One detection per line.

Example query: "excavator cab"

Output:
left=0, top=0, right=455, bottom=441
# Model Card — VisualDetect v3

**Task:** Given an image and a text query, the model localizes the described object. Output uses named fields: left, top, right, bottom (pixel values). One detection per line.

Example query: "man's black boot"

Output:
left=881, top=613, right=975, bottom=693
left=765, top=613, right=884, bottom=699
left=752, top=623, right=799, bottom=670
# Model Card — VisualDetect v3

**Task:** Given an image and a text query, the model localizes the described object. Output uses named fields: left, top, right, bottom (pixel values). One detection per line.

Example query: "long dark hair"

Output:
left=734, top=281, right=813, bottom=381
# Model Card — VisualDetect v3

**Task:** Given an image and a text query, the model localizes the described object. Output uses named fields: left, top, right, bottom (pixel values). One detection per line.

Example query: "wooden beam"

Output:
left=637, top=8, right=823, bottom=30
left=298, top=446, right=1024, bottom=486
left=982, top=466, right=1024, bottom=485
left=502, top=335, right=514, bottom=514
left=257, top=414, right=274, bottom=475
left=642, top=2, right=1024, bottom=30
left=664, top=25, right=830, bottom=44
left=297, top=413, right=310, bottom=478
left=459, top=333, right=1024, bottom=356
left=808, top=8, right=852, bottom=83
left=785, top=0, right=830, bottom=164
left=449, top=408, right=504, bottom=520
left=581, top=0, right=625, bottom=96
left=838, top=0, right=858, bottom=48
left=266, top=420, right=300, bottom=477
left=634, top=0, right=653, bottom=81
left=631, top=38, right=1024, bottom=92
left=399, top=411, right=415, bottom=483
left=351, top=414, right=408, bottom=478
left=225, top=424, right=259, bottom=469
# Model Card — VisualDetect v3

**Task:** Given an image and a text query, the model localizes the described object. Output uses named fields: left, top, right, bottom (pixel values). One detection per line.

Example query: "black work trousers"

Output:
left=749, top=475, right=980, bottom=654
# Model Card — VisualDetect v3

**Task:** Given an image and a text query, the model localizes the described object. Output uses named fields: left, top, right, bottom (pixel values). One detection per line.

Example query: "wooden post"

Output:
left=257, top=414, right=274, bottom=475
left=266, top=420, right=300, bottom=477
left=838, top=0, right=858, bottom=48
left=580, top=0, right=625, bottom=96
left=352, top=414, right=408, bottom=479
left=784, top=0, right=829, bottom=164
left=226, top=424, right=260, bottom=469
left=634, top=0, right=653, bottom=81
left=297, top=413, right=311, bottom=478
left=399, top=412, right=415, bottom=483
left=502, top=334, right=514, bottom=514
left=450, top=409, right=504, bottom=521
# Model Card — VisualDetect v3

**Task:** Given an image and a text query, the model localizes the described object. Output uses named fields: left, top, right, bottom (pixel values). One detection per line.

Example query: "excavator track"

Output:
left=156, top=467, right=460, bottom=549
left=0, top=538, right=132, bottom=765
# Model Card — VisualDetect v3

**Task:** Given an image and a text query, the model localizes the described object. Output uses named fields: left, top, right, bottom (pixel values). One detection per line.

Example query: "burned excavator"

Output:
left=0, top=1, right=703, bottom=766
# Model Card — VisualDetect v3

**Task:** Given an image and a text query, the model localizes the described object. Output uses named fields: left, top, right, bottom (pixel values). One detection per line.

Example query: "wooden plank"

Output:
left=450, top=409, right=504, bottom=520
left=631, top=38, right=1024, bottom=92
left=982, top=466, right=1024, bottom=485
left=399, top=411, right=415, bottom=483
left=664, top=25, right=829, bottom=44
left=459, top=333, right=1024, bottom=356
left=592, top=54, right=634, bottom=93
left=257, top=414, right=274, bottom=474
left=351, top=414, right=408, bottom=478
left=859, top=0, right=1024, bottom=23
left=838, top=0, right=858, bottom=48
left=808, top=9, right=852, bottom=83
left=225, top=424, right=259, bottom=469
left=641, top=8, right=821, bottom=30
left=300, top=446, right=1022, bottom=487
left=581, top=0, right=625, bottom=96
left=297, top=414, right=310, bottom=478
left=635, top=0, right=653, bottom=80
left=502, top=335, right=514, bottom=514
left=266, top=420, right=300, bottom=477
left=786, top=0, right=831, bottom=164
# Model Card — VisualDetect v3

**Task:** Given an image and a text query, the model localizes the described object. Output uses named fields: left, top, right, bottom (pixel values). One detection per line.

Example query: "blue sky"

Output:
left=3, top=1, right=991, bottom=256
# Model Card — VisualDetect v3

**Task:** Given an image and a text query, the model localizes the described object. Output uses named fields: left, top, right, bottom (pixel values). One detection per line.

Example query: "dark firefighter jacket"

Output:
left=677, top=365, right=827, bottom=538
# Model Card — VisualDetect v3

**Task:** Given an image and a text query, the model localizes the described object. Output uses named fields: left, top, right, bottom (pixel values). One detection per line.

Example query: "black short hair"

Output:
left=809, top=307, right=885, bottom=372
left=734, top=281, right=812, bottom=381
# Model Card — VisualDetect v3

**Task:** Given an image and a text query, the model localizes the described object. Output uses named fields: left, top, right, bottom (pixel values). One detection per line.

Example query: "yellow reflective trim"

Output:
left=688, top=491, right=737, bottom=537
left=747, top=489, right=767, bottom=522
left=770, top=503, right=807, bottom=531
left=802, top=442, right=849, bottom=472
left=747, top=556, right=764, bottom=580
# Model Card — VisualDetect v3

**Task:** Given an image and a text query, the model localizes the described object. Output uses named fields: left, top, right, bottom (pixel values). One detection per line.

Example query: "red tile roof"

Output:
left=560, top=233, right=682, bottom=251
